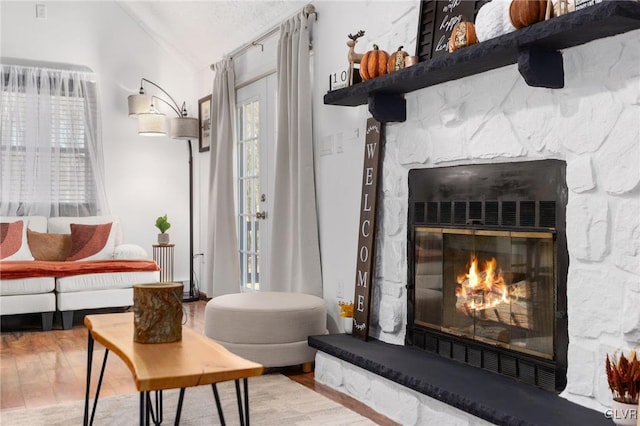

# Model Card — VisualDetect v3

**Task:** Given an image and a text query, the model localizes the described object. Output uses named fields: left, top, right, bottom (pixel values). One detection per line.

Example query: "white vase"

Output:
left=343, top=317, right=353, bottom=334
left=610, top=399, right=638, bottom=426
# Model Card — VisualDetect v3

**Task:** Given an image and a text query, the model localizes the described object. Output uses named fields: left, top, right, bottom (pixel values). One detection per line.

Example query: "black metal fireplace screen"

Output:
left=407, top=160, right=568, bottom=392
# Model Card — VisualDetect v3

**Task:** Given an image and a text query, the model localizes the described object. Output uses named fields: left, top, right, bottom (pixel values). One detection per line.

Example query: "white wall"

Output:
left=1, top=1, right=198, bottom=284
left=311, top=1, right=420, bottom=331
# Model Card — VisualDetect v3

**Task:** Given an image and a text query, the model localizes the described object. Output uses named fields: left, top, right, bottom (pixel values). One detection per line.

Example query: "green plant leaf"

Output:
left=155, top=214, right=171, bottom=233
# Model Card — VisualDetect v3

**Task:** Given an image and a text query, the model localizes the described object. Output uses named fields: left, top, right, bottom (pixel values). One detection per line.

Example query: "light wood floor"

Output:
left=1, top=300, right=398, bottom=425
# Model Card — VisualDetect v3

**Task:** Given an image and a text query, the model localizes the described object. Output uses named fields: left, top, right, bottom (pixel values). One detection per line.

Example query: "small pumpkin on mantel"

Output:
left=448, top=20, right=479, bottom=52
left=387, top=46, right=409, bottom=73
left=359, top=44, right=389, bottom=80
left=509, top=0, right=553, bottom=29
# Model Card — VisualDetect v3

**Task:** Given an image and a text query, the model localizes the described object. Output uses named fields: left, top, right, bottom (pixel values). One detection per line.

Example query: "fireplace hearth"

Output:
left=407, top=160, right=568, bottom=392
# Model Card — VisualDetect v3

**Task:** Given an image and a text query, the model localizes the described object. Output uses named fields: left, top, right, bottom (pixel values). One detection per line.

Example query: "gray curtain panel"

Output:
left=269, top=10, right=322, bottom=296
left=206, top=58, right=241, bottom=297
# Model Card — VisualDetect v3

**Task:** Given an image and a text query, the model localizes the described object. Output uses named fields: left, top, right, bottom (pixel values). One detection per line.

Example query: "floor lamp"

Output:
left=128, top=78, right=199, bottom=301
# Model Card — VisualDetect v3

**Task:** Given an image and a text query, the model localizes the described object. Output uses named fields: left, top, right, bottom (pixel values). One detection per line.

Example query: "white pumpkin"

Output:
left=475, top=0, right=516, bottom=42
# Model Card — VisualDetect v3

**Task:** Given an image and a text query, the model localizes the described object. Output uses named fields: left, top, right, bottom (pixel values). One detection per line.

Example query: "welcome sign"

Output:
left=352, top=118, right=383, bottom=340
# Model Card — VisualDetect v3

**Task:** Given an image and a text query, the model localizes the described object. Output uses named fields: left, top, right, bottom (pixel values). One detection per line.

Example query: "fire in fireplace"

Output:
left=407, top=160, right=568, bottom=392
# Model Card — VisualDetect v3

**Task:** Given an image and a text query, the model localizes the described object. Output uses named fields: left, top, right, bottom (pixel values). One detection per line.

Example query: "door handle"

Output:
left=256, top=211, right=267, bottom=220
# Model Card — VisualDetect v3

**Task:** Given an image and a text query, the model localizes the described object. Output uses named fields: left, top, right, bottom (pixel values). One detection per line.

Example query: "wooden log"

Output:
left=133, top=283, right=183, bottom=343
left=455, top=280, right=533, bottom=329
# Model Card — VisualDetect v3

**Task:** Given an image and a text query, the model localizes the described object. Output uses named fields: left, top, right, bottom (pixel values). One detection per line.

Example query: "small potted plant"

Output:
left=338, top=301, right=354, bottom=334
left=155, top=214, right=171, bottom=245
left=605, top=349, right=640, bottom=425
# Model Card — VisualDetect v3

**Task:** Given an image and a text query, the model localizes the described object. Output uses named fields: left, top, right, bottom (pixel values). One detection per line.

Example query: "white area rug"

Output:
left=1, top=373, right=375, bottom=425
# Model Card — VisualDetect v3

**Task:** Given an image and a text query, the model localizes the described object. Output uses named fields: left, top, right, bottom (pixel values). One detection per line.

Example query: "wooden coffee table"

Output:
left=83, top=312, right=264, bottom=426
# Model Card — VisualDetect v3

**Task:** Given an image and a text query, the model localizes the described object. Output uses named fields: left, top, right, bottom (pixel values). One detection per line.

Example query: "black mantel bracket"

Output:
left=518, top=47, right=564, bottom=89
left=325, top=1, right=640, bottom=123
left=368, top=92, right=406, bottom=123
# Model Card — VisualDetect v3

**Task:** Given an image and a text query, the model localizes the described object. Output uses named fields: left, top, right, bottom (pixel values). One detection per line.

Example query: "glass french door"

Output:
left=236, top=75, right=275, bottom=291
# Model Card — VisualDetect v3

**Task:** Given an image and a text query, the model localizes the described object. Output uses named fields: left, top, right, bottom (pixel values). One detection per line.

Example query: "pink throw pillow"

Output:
left=67, top=223, right=115, bottom=261
left=0, top=220, right=34, bottom=260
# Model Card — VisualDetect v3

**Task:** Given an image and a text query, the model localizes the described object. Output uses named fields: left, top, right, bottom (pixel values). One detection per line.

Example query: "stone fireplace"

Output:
left=313, top=28, right=639, bottom=425
left=407, top=160, right=568, bottom=391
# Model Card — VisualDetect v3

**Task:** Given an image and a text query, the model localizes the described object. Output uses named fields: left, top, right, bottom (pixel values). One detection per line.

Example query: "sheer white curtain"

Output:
left=269, top=10, right=322, bottom=296
left=0, top=62, right=108, bottom=217
left=205, top=58, right=240, bottom=297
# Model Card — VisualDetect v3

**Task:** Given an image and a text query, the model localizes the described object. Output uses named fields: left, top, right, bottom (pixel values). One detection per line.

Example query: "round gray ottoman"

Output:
left=204, top=292, right=327, bottom=370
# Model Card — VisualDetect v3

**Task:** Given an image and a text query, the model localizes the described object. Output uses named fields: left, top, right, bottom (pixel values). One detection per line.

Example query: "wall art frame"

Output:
left=198, top=94, right=212, bottom=153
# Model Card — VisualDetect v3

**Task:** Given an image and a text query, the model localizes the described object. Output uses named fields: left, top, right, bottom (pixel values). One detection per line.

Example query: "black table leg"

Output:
left=140, top=392, right=146, bottom=426
left=175, top=388, right=185, bottom=425
left=83, top=331, right=109, bottom=426
left=212, top=384, right=226, bottom=426
left=235, top=380, right=245, bottom=426
left=83, top=332, right=94, bottom=426
left=146, top=390, right=163, bottom=425
left=244, top=378, right=250, bottom=426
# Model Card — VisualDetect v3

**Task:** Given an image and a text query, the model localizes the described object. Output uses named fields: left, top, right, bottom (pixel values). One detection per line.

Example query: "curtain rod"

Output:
left=210, top=3, right=316, bottom=70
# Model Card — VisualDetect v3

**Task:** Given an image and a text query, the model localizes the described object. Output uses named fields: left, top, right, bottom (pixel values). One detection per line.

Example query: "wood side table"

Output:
left=152, top=244, right=174, bottom=283
left=83, top=313, right=264, bottom=426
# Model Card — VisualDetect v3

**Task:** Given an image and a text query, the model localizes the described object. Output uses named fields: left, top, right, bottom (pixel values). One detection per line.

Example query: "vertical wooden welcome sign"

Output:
left=352, top=118, right=383, bottom=340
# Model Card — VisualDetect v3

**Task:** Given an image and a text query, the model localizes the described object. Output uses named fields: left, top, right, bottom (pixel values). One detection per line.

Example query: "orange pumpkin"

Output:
left=509, top=0, right=551, bottom=29
left=359, top=44, right=389, bottom=80
left=448, top=21, right=479, bottom=52
left=387, top=46, right=409, bottom=73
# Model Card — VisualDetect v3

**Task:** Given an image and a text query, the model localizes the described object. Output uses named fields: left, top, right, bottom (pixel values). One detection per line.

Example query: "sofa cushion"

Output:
left=48, top=215, right=122, bottom=246
left=0, top=220, right=34, bottom=261
left=0, top=276, right=55, bottom=296
left=67, top=223, right=115, bottom=261
left=56, top=270, right=160, bottom=293
left=27, top=230, right=72, bottom=261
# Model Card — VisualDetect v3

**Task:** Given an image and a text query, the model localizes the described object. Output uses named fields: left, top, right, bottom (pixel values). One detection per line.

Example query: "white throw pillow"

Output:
left=113, top=244, right=149, bottom=260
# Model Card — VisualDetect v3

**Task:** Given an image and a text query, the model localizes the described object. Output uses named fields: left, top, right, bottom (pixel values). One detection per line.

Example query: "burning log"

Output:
left=456, top=278, right=532, bottom=329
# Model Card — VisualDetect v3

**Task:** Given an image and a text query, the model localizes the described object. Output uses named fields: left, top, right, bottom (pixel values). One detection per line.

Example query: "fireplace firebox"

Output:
left=407, top=160, right=568, bottom=392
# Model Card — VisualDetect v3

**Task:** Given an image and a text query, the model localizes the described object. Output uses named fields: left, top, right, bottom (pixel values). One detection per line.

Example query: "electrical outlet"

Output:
left=336, top=280, right=344, bottom=298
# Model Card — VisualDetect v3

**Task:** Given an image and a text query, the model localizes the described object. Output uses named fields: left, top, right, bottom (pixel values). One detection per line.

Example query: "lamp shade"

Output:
left=128, top=94, right=151, bottom=118
left=170, top=117, right=198, bottom=140
left=138, top=112, right=167, bottom=136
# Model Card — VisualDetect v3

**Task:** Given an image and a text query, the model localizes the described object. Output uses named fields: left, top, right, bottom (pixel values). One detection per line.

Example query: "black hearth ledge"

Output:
left=309, top=334, right=611, bottom=426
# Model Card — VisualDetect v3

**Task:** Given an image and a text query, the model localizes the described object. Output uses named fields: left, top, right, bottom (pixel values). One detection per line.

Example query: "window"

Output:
left=1, top=63, right=106, bottom=217
left=237, top=97, right=261, bottom=290
left=235, top=74, right=276, bottom=292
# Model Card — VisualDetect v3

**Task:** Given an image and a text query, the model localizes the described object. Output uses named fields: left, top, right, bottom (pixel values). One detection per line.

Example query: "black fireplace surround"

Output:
left=407, top=160, right=569, bottom=392
left=309, top=159, right=611, bottom=424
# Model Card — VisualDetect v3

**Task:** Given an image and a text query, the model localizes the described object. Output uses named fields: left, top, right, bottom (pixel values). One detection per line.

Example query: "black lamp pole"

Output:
left=134, top=78, right=198, bottom=301
left=186, top=139, right=197, bottom=301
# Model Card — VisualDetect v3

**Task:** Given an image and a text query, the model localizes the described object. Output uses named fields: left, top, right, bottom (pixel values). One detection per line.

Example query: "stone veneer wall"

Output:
left=315, top=29, right=640, bottom=423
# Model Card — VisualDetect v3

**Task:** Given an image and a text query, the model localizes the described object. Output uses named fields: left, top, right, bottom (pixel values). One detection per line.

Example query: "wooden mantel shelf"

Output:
left=324, top=1, right=640, bottom=123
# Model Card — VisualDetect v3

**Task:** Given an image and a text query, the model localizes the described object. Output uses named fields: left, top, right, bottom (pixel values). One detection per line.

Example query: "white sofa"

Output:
left=0, top=215, right=160, bottom=330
